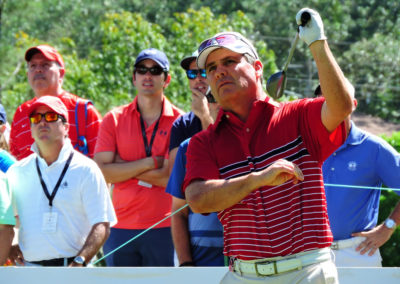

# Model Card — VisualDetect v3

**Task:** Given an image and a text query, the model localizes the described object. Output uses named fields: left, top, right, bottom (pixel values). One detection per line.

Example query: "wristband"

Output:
left=179, top=261, right=195, bottom=267
left=152, top=156, right=158, bottom=169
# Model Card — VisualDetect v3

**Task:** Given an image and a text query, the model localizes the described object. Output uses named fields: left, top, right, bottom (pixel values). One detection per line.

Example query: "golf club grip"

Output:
left=300, top=11, right=311, bottom=26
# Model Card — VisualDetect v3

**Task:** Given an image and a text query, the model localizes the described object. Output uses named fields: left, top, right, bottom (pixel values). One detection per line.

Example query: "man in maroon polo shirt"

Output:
left=183, top=8, right=354, bottom=283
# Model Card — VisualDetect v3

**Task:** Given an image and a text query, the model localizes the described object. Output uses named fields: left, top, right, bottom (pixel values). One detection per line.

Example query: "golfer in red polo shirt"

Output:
left=184, top=8, right=355, bottom=283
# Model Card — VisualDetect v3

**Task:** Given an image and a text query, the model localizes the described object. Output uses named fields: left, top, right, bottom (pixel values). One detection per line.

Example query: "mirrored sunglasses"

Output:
left=29, top=112, right=65, bottom=124
left=135, top=66, right=165, bottom=76
left=186, top=69, right=207, bottom=80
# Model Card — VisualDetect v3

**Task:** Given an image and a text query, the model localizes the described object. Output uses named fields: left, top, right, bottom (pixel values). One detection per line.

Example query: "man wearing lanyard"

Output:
left=7, top=96, right=116, bottom=267
left=94, top=48, right=183, bottom=266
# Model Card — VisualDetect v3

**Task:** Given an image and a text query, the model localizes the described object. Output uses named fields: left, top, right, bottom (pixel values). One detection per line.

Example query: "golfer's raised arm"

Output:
left=297, top=8, right=353, bottom=132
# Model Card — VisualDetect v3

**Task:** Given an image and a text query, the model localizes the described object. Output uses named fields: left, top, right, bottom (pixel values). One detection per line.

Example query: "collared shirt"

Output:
left=169, top=111, right=202, bottom=151
left=184, top=97, right=346, bottom=260
left=323, top=121, right=400, bottom=240
left=0, top=149, right=16, bottom=173
left=165, top=138, right=224, bottom=266
left=0, top=171, right=15, bottom=226
left=95, top=96, right=183, bottom=229
left=9, top=91, right=102, bottom=160
left=7, top=139, right=116, bottom=261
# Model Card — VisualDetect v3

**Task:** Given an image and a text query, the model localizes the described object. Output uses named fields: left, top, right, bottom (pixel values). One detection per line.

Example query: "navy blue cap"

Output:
left=0, top=104, right=6, bottom=124
left=134, top=48, right=170, bottom=71
left=180, top=50, right=198, bottom=70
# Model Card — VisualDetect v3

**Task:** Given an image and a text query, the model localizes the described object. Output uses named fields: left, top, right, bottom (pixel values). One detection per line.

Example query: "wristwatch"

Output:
left=73, top=255, right=87, bottom=266
left=384, top=218, right=397, bottom=229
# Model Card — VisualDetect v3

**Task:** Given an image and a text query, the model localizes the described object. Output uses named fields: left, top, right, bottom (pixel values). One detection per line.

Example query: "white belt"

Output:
left=331, top=237, right=365, bottom=250
left=232, top=248, right=332, bottom=277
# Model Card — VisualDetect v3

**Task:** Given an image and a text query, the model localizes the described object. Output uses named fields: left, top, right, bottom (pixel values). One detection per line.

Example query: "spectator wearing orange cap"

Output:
left=7, top=96, right=116, bottom=267
left=9, top=45, right=102, bottom=160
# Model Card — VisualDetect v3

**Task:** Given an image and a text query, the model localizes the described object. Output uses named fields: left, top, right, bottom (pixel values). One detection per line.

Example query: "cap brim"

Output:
left=25, top=47, right=41, bottom=62
left=197, top=45, right=252, bottom=69
left=180, top=56, right=196, bottom=70
left=25, top=46, right=65, bottom=68
left=29, top=102, right=58, bottom=116
left=135, top=57, right=169, bottom=71
left=197, top=46, right=220, bottom=69
left=28, top=101, right=68, bottom=122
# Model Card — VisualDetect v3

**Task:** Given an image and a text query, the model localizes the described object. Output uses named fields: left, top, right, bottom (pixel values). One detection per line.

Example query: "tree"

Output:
left=340, top=34, right=400, bottom=121
left=1, top=7, right=277, bottom=115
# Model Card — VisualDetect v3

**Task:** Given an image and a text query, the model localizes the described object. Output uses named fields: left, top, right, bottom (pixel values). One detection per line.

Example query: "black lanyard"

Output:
left=36, top=152, right=74, bottom=207
left=139, top=103, right=163, bottom=157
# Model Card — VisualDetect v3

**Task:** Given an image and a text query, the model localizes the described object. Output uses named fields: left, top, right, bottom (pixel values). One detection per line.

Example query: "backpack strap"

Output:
left=74, top=99, right=92, bottom=156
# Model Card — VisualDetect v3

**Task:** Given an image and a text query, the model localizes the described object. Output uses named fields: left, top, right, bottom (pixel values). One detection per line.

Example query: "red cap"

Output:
left=28, top=96, right=68, bottom=122
left=25, top=45, right=65, bottom=68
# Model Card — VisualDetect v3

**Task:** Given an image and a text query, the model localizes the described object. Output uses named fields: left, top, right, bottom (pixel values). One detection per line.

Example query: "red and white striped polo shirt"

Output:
left=183, top=97, right=346, bottom=260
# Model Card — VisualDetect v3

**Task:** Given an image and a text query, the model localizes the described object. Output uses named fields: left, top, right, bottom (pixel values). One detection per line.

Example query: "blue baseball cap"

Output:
left=134, top=48, right=170, bottom=71
left=0, top=104, right=6, bottom=124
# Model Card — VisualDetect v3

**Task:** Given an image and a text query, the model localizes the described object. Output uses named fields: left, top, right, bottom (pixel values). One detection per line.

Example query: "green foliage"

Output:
left=1, top=0, right=400, bottom=119
left=380, top=132, right=400, bottom=266
left=341, top=34, right=400, bottom=122
left=1, top=6, right=276, bottom=115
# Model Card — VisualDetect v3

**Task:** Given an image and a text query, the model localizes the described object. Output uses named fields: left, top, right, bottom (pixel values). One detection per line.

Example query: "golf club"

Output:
left=266, top=11, right=311, bottom=99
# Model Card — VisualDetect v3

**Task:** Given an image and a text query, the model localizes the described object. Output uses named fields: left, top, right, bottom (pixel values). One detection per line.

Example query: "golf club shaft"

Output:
left=282, top=11, right=310, bottom=72
left=282, top=33, right=299, bottom=72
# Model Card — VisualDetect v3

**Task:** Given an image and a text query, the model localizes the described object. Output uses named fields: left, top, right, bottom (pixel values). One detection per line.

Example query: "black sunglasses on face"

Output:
left=135, top=66, right=165, bottom=76
left=186, top=69, right=207, bottom=80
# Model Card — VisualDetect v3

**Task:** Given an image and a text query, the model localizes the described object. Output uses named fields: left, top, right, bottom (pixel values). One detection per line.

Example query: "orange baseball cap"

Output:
left=25, top=45, right=65, bottom=68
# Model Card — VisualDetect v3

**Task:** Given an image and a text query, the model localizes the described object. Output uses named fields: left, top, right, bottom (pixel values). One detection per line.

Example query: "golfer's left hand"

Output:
left=296, top=8, right=327, bottom=46
left=352, top=224, right=394, bottom=256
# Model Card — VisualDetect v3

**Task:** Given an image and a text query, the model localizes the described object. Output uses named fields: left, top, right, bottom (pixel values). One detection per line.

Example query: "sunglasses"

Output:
left=135, top=66, right=165, bottom=76
left=198, top=33, right=258, bottom=59
left=29, top=112, right=65, bottom=124
left=186, top=69, right=207, bottom=80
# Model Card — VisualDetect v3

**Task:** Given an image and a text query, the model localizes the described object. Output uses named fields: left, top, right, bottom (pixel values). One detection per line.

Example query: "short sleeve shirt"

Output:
left=324, top=122, right=400, bottom=240
left=0, top=171, right=15, bottom=225
left=7, top=140, right=116, bottom=261
left=169, top=111, right=202, bottom=151
left=183, top=97, right=346, bottom=260
left=165, top=138, right=224, bottom=266
left=95, top=96, right=183, bottom=229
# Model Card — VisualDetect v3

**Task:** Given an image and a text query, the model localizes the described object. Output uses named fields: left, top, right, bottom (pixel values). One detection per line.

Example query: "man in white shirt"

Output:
left=7, top=95, right=116, bottom=266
